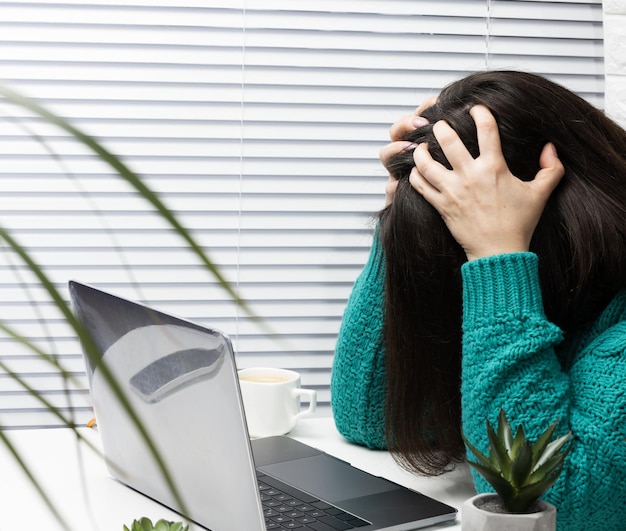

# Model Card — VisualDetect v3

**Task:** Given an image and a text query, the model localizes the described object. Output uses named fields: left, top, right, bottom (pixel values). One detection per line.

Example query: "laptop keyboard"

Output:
left=257, top=471, right=370, bottom=530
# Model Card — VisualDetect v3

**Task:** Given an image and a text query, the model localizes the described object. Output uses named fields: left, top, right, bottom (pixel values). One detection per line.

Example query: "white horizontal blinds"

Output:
left=488, top=0, right=605, bottom=105
left=231, top=1, right=489, bottom=423
left=0, top=1, right=248, bottom=429
left=0, top=1, right=603, bottom=429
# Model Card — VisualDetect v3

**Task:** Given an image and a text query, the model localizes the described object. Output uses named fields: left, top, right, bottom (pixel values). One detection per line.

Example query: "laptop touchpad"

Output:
left=259, top=454, right=397, bottom=502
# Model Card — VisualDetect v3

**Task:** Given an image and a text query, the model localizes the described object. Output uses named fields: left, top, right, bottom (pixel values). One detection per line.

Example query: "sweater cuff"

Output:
left=461, top=253, right=546, bottom=325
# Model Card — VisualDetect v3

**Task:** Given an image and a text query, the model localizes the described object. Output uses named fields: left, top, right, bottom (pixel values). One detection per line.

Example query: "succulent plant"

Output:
left=462, top=409, right=572, bottom=514
left=123, top=517, right=189, bottom=531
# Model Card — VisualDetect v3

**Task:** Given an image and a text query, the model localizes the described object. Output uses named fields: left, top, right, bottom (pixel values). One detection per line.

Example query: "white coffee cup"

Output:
left=238, top=367, right=317, bottom=438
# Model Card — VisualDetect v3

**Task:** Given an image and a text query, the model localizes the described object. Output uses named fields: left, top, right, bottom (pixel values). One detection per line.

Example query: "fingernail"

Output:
left=412, top=116, right=429, bottom=128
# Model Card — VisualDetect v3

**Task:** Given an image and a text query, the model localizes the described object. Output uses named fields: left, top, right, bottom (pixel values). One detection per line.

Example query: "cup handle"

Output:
left=293, top=388, right=317, bottom=419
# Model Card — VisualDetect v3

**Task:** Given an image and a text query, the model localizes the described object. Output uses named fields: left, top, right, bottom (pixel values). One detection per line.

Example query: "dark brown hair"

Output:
left=379, top=70, right=626, bottom=475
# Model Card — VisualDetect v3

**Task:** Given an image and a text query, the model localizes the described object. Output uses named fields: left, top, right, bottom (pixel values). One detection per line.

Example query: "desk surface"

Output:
left=1, top=417, right=476, bottom=530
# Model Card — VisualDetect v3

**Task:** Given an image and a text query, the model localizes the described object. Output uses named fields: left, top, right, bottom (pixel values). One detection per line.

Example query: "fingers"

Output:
left=388, top=96, right=437, bottom=141
left=539, top=142, right=562, bottom=174
left=411, top=143, right=446, bottom=198
left=425, top=105, right=505, bottom=171
left=379, top=140, right=416, bottom=169
left=470, top=105, right=504, bottom=162
left=408, top=161, right=450, bottom=221
left=411, top=105, right=501, bottom=182
left=533, top=142, right=565, bottom=196
left=389, top=115, right=429, bottom=142
left=431, top=120, right=475, bottom=169
left=385, top=176, right=398, bottom=207
left=382, top=97, right=437, bottom=186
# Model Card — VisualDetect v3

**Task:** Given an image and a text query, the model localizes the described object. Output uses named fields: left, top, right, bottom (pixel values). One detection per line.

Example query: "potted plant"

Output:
left=123, top=517, right=189, bottom=531
left=461, top=409, right=572, bottom=531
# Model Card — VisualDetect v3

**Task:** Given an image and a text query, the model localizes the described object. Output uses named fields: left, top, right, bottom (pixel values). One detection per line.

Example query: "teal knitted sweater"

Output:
left=331, top=230, right=626, bottom=531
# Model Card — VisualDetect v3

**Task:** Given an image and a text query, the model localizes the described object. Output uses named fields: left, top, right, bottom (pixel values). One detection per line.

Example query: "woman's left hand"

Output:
left=380, top=96, right=437, bottom=206
left=410, top=105, right=565, bottom=261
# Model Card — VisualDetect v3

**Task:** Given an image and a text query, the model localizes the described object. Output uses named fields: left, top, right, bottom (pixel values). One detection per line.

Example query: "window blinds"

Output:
left=0, top=0, right=604, bottom=428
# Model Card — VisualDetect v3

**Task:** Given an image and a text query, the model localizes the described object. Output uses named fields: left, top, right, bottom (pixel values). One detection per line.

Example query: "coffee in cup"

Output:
left=239, top=374, right=290, bottom=384
left=237, top=367, right=317, bottom=438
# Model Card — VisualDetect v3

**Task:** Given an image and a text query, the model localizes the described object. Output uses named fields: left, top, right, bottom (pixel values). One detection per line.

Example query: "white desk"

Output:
left=1, top=417, right=476, bottom=530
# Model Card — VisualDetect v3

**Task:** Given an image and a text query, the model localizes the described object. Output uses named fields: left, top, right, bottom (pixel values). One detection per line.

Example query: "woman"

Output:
left=330, top=71, right=626, bottom=530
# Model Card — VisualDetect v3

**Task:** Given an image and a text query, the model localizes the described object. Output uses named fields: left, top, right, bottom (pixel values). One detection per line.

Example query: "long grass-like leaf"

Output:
left=3, top=113, right=144, bottom=295
left=0, top=226, right=188, bottom=516
left=0, top=82, right=253, bottom=516
left=0, top=357, right=102, bottom=454
left=0, top=321, right=83, bottom=388
left=0, top=83, right=252, bottom=320
left=0, top=82, right=270, bottom=528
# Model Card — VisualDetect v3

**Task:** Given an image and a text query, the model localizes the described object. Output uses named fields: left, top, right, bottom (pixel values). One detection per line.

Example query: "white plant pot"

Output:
left=461, top=493, right=557, bottom=531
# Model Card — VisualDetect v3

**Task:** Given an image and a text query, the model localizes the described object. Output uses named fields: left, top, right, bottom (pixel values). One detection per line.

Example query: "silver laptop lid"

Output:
left=69, top=280, right=265, bottom=530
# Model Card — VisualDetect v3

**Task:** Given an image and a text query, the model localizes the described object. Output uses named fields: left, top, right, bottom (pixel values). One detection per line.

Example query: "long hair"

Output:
left=379, top=70, right=626, bottom=475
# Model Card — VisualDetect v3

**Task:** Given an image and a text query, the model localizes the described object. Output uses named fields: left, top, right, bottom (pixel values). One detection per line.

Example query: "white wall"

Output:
left=603, top=0, right=626, bottom=127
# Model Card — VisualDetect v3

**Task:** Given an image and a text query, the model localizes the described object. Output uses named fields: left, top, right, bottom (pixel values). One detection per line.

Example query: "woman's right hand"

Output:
left=380, top=96, right=437, bottom=206
left=410, top=105, right=564, bottom=260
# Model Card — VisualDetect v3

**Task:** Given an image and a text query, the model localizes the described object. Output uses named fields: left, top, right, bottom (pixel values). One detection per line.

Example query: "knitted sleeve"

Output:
left=330, top=228, right=387, bottom=449
left=461, top=252, right=626, bottom=531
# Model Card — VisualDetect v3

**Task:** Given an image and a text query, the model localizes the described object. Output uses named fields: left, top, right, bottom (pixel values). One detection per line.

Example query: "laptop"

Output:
left=69, top=280, right=457, bottom=530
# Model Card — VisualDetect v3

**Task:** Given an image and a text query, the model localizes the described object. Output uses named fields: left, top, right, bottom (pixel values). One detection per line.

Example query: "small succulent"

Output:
left=123, top=517, right=189, bottom=531
left=462, top=409, right=572, bottom=514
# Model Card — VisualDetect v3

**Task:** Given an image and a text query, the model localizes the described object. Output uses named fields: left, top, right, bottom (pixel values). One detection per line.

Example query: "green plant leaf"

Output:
left=0, top=226, right=188, bottom=515
left=510, top=440, right=533, bottom=487
left=504, top=465, right=563, bottom=513
left=0, top=82, right=261, bottom=530
left=0, top=353, right=103, bottom=458
left=532, top=431, right=572, bottom=472
left=497, top=408, right=514, bottom=453
left=528, top=448, right=570, bottom=485
left=465, top=460, right=515, bottom=502
left=123, top=518, right=188, bottom=531
left=463, top=411, right=571, bottom=513
left=486, top=417, right=510, bottom=476
left=510, top=423, right=527, bottom=460
left=461, top=432, right=492, bottom=469
left=0, top=83, right=254, bottom=320
left=530, top=419, right=559, bottom=464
